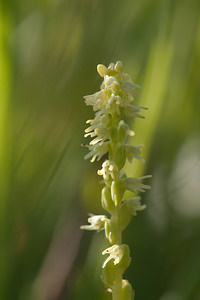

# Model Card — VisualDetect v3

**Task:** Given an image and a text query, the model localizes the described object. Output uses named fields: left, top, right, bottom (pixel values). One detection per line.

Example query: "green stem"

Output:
left=111, top=206, right=122, bottom=244
left=112, top=270, right=122, bottom=300
left=111, top=196, right=123, bottom=299
left=109, top=135, right=124, bottom=299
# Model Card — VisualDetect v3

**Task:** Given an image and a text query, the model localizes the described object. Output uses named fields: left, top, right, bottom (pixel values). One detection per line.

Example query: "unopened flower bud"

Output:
left=119, top=203, right=131, bottom=229
left=109, top=127, right=118, bottom=144
left=105, top=219, right=118, bottom=244
left=122, top=280, right=134, bottom=300
left=101, top=186, right=115, bottom=213
left=118, top=120, right=134, bottom=144
left=101, top=260, right=115, bottom=288
left=118, top=121, right=129, bottom=144
left=114, top=61, right=123, bottom=73
left=97, top=64, right=108, bottom=77
left=113, top=144, right=126, bottom=170
left=111, top=180, right=125, bottom=206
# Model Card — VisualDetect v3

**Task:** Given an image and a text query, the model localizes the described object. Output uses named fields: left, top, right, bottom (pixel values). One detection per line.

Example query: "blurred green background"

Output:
left=1, top=0, right=200, bottom=299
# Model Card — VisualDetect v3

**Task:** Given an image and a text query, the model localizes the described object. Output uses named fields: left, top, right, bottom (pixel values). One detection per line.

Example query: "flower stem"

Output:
left=112, top=270, right=122, bottom=300
left=111, top=206, right=122, bottom=244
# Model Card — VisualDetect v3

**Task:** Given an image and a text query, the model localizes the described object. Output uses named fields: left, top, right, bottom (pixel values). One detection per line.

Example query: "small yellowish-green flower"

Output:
left=120, top=175, right=152, bottom=192
left=84, top=141, right=110, bottom=162
left=80, top=215, right=108, bottom=232
left=102, top=244, right=131, bottom=270
left=84, top=90, right=108, bottom=113
left=123, top=104, right=148, bottom=119
left=84, top=114, right=110, bottom=138
left=84, top=113, right=110, bottom=146
left=122, top=197, right=146, bottom=216
left=97, top=160, right=118, bottom=181
left=122, top=280, right=134, bottom=300
left=125, top=144, right=145, bottom=163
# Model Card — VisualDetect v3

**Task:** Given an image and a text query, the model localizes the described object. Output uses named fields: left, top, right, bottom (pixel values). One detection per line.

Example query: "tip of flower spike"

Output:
left=97, top=64, right=108, bottom=77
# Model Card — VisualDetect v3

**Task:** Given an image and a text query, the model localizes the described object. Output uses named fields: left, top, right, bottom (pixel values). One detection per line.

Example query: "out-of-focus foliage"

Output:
left=1, top=0, right=200, bottom=299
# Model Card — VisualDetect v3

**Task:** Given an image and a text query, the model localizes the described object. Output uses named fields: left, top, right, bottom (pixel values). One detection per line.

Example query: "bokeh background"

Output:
left=1, top=0, right=200, bottom=299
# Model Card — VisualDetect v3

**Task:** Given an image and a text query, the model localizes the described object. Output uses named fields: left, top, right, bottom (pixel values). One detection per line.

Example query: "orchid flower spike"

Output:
left=81, top=61, right=151, bottom=300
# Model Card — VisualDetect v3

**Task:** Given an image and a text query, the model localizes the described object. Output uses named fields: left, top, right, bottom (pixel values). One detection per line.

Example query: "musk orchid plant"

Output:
left=81, top=61, right=151, bottom=300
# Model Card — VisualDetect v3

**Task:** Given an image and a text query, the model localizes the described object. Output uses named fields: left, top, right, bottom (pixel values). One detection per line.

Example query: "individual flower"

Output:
left=120, top=175, right=152, bottom=193
left=80, top=215, right=108, bottom=232
left=102, top=244, right=131, bottom=270
left=121, top=80, right=140, bottom=98
left=97, top=160, right=118, bottom=180
left=118, top=120, right=135, bottom=145
left=84, top=89, right=108, bottom=112
left=107, top=93, right=123, bottom=115
left=123, top=104, right=148, bottom=119
left=122, top=197, right=146, bottom=215
left=84, top=141, right=110, bottom=162
left=125, top=144, right=145, bottom=163
left=104, top=75, right=120, bottom=93
left=102, top=245, right=124, bottom=268
left=114, top=61, right=123, bottom=73
left=84, top=113, right=110, bottom=142
left=85, top=113, right=110, bottom=135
